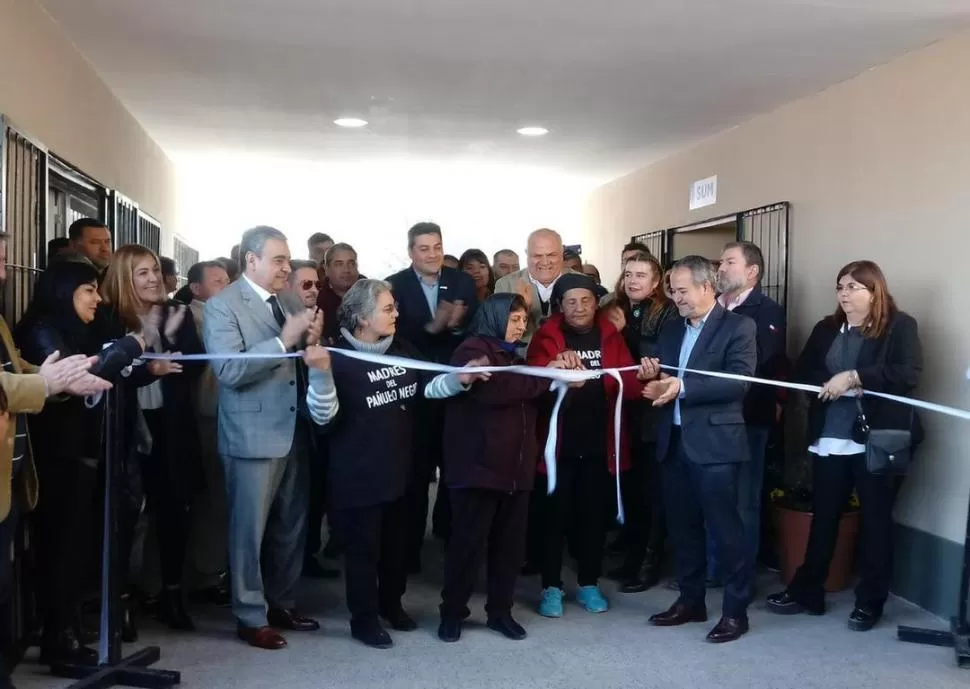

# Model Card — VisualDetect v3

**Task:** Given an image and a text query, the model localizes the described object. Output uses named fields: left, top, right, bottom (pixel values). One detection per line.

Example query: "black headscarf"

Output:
left=16, top=259, right=103, bottom=355
left=551, top=272, right=599, bottom=306
left=470, top=292, right=525, bottom=351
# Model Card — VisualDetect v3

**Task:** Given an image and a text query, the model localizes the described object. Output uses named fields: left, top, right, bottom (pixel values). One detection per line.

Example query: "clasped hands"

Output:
left=637, top=357, right=682, bottom=407
left=818, top=369, right=860, bottom=402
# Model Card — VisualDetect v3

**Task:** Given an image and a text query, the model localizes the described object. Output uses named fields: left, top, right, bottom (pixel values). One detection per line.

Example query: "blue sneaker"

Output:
left=576, top=585, right=609, bottom=613
left=538, top=587, right=564, bottom=618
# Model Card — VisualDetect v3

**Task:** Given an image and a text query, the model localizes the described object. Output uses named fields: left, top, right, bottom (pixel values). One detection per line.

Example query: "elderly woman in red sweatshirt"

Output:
left=527, top=273, right=645, bottom=618
left=437, top=292, right=568, bottom=644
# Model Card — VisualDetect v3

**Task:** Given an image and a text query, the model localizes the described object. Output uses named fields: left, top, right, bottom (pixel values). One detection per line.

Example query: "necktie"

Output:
left=267, top=295, right=286, bottom=328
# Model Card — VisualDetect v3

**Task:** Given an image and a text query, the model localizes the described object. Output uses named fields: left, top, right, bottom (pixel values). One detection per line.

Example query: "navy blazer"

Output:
left=730, top=288, right=789, bottom=427
left=655, top=302, right=758, bottom=465
left=386, top=265, right=478, bottom=363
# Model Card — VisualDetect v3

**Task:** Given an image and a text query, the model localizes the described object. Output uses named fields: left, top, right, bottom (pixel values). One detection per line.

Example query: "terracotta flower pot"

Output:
left=773, top=504, right=860, bottom=592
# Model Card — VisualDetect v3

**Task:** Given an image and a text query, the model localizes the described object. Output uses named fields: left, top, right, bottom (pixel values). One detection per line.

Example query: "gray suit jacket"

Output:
left=202, top=278, right=306, bottom=459
left=494, top=268, right=581, bottom=344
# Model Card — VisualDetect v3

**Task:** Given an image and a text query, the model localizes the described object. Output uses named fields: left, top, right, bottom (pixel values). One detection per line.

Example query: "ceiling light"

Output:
left=517, top=126, right=549, bottom=137
left=334, top=117, right=368, bottom=128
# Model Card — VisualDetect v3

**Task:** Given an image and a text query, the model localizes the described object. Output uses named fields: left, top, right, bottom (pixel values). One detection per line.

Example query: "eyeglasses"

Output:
left=301, top=280, right=324, bottom=291
left=835, top=283, right=868, bottom=294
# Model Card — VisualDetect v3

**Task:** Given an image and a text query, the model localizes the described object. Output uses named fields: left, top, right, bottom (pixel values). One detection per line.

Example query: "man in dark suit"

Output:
left=639, top=255, right=757, bottom=643
left=386, top=222, right=477, bottom=570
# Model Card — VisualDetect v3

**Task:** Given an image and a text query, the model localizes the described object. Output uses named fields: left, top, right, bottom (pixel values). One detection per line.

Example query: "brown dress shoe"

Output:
left=706, top=617, right=749, bottom=643
left=237, top=625, right=287, bottom=650
left=267, top=608, right=320, bottom=632
left=649, top=602, right=708, bottom=627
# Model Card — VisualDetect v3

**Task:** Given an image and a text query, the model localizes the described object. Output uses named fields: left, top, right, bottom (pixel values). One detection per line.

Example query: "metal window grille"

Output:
left=738, top=202, right=790, bottom=308
left=631, top=229, right=670, bottom=267
left=1, top=123, right=48, bottom=325
left=110, top=190, right=138, bottom=248
left=173, top=236, right=200, bottom=288
left=137, top=210, right=161, bottom=256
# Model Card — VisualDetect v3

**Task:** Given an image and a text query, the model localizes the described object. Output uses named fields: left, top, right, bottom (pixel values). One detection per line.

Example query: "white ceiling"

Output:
left=39, top=0, right=970, bottom=180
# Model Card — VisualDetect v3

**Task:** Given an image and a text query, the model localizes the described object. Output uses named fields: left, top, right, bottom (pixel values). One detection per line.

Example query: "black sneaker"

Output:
left=848, top=606, right=881, bottom=632
left=380, top=607, right=418, bottom=632
left=765, top=590, right=824, bottom=616
left=351, top=619, right=393, bottom=649
left=486, top=614, right=527, bottom=641
left=437, top=619, right=462, bottom=643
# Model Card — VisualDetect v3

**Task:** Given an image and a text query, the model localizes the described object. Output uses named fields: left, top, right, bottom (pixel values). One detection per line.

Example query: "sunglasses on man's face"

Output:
left=301, top=280, right=324, bottom=291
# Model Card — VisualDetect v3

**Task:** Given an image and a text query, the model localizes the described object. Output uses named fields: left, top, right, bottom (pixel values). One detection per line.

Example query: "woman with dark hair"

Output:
left=766, top=260, right=922, bottom=631
left=14, top=260, right=146, bottom=665
left=458, top=249, right=495, bottom=303
left=437, top=293, right=566, bottom=643
left=304, top=278, right=481, bottom=649
left=99, top=244, right=203, bottom=636
left=604, top=251, right=678, bottom=593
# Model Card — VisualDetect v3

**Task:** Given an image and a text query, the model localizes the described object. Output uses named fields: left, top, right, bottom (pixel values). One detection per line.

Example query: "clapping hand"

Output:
left=643, top=377, right=682, bottom=407
left=426, top=301, right=455, bottom=335
left=39, top=351, right=94, bottom=396
left=306, top=308, right=324, bottom=346
left=280, top=310, right=313, bottom=350
left=446, top=300, right=467, bottom=329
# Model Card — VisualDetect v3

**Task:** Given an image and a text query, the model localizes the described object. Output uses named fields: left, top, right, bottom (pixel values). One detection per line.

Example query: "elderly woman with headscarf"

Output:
left=526, top=273, right=646, bottom=618
left=436, top=293, right=569, bottom=643
left=304, top=278, right=485, bottom=649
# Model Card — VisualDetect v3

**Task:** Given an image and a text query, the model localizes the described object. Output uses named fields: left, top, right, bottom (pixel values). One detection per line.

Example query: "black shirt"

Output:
left=561, top=325, right=606, bottom=458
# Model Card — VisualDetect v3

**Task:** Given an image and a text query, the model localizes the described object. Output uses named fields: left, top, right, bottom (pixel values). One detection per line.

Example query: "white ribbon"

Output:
left=141, top=349, right=970, bottom=524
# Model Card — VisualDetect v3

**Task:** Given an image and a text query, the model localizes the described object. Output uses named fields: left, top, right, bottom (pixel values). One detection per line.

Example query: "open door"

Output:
left=738, top=202, right=790, bottom=308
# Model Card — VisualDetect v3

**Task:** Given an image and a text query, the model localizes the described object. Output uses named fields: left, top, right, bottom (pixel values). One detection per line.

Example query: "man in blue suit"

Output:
left=639, top=255, right=757, bottom=643
left=386, top=223, right=477, bottom=569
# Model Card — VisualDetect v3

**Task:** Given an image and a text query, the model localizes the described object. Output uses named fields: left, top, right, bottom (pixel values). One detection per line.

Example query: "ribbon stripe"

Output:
left=142, top=348, right=970, bottom=523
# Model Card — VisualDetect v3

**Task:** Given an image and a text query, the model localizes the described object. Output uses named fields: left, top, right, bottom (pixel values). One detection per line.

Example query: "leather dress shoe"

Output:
left=39, top=628, right=98, bottom=666
left=848, top=606, right=881, bottom=632
left=351, top=619, right=393, bottom=649
left=649, top=602, right=708, bottom=627
left=237, top=625, right=287, bottom=650
left=487, top=614, right=527, bottom=641
left=619, top=563, right=662, bottom=594
left=267, top=608, right=320, bottom=632
left=380, top=607, right=418, bottom=632
left=706, top=616, right=749, bottom=643
left=157, top=588, right=196, bottom=632
left=765, top=590, right=824, bottom=616
left=437, top=619, right=462, bottom=643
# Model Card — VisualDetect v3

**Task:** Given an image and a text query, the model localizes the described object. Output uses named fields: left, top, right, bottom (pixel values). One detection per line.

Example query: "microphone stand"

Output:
left=49, top=386, right=181, bottom=688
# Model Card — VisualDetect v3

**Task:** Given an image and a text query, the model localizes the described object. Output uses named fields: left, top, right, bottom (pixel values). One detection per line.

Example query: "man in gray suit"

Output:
left=494, top=228, right=574, bottom=345
left=203, top=226, right=323, bottom=650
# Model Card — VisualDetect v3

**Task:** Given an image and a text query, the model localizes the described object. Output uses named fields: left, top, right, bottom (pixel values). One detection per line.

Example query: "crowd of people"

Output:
left=0, top=216, right=924, bottom=686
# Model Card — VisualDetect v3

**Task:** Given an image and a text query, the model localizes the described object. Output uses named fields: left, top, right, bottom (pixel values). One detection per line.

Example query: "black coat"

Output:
left=619, top=297, right=678, bottom=443
left=796, top=310, right=923, bottom=445
left=730, top=288, right=789, bottom=427
left=326, top=336, right=435, bottom=510
left=385, top=266, right=478, bottom=363
left=442, top=294, right=552, bottom=492
left=16, top=319, right=143, bottom=464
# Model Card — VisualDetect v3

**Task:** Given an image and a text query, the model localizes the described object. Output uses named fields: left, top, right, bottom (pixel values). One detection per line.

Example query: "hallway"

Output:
left=13, top=555, right=963, bottom=689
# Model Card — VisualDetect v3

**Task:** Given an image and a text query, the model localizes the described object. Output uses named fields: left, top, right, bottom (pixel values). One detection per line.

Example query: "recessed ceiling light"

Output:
left=334, top=117, right=368, bottom=128
left=517, top=126, right=549, bottom=137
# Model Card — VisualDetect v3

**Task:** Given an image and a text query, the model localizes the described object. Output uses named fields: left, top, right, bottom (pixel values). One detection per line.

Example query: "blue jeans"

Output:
left=707, top=426, right=771, bottom=582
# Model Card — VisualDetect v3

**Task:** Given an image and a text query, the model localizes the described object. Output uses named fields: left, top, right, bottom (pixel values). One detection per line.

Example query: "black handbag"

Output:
left=853, top=398, right=914, bottom=475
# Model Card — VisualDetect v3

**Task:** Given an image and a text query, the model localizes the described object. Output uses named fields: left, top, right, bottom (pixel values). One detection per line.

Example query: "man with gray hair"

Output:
left=204, top=225, right=324, bottom=650
left=638, top=254, right=757, bottom=644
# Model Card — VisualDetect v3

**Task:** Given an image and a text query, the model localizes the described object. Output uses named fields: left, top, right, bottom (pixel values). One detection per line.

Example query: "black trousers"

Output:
left=789, top=453, right=897, bottom=612
left=405, top=407, right=448, bottom=567
left=440, top=488, right=529, bottom=621
left=33, top=458, right=98, bottom=632
left=332, top=496, right=408, bottom=622
left=141, top=409, right=191, bottom=588
left=524, top=474, right=547, bottom=568
left=662, top=429, right=751, bottom=619
left=0, top=475, right=20, bottom=687
left=304, top=442, right=329, bottom=560
left=619, top=440, right=665, bottom=570
left=541, top=455, right=611, bottom=589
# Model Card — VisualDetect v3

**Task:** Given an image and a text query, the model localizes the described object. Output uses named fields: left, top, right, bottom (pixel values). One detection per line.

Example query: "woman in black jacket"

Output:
left=305, top=279, right=475, bottom=649
left=766, top=260, right=923, bottom=631
left=99, top=244, right=203, bottom=635
left=604, top=251, right=678, bottom=593
left=437, top=293, right=563, bottom=643
left=14, top=260, right=145, bottom=665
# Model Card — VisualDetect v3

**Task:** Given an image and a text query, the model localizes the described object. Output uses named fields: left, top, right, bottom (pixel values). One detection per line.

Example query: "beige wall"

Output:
left=671, top=224, right=736, bottom=261
left=0, top=0, right=177, bottom=250
left=583, top=29, right=970, bottom=544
